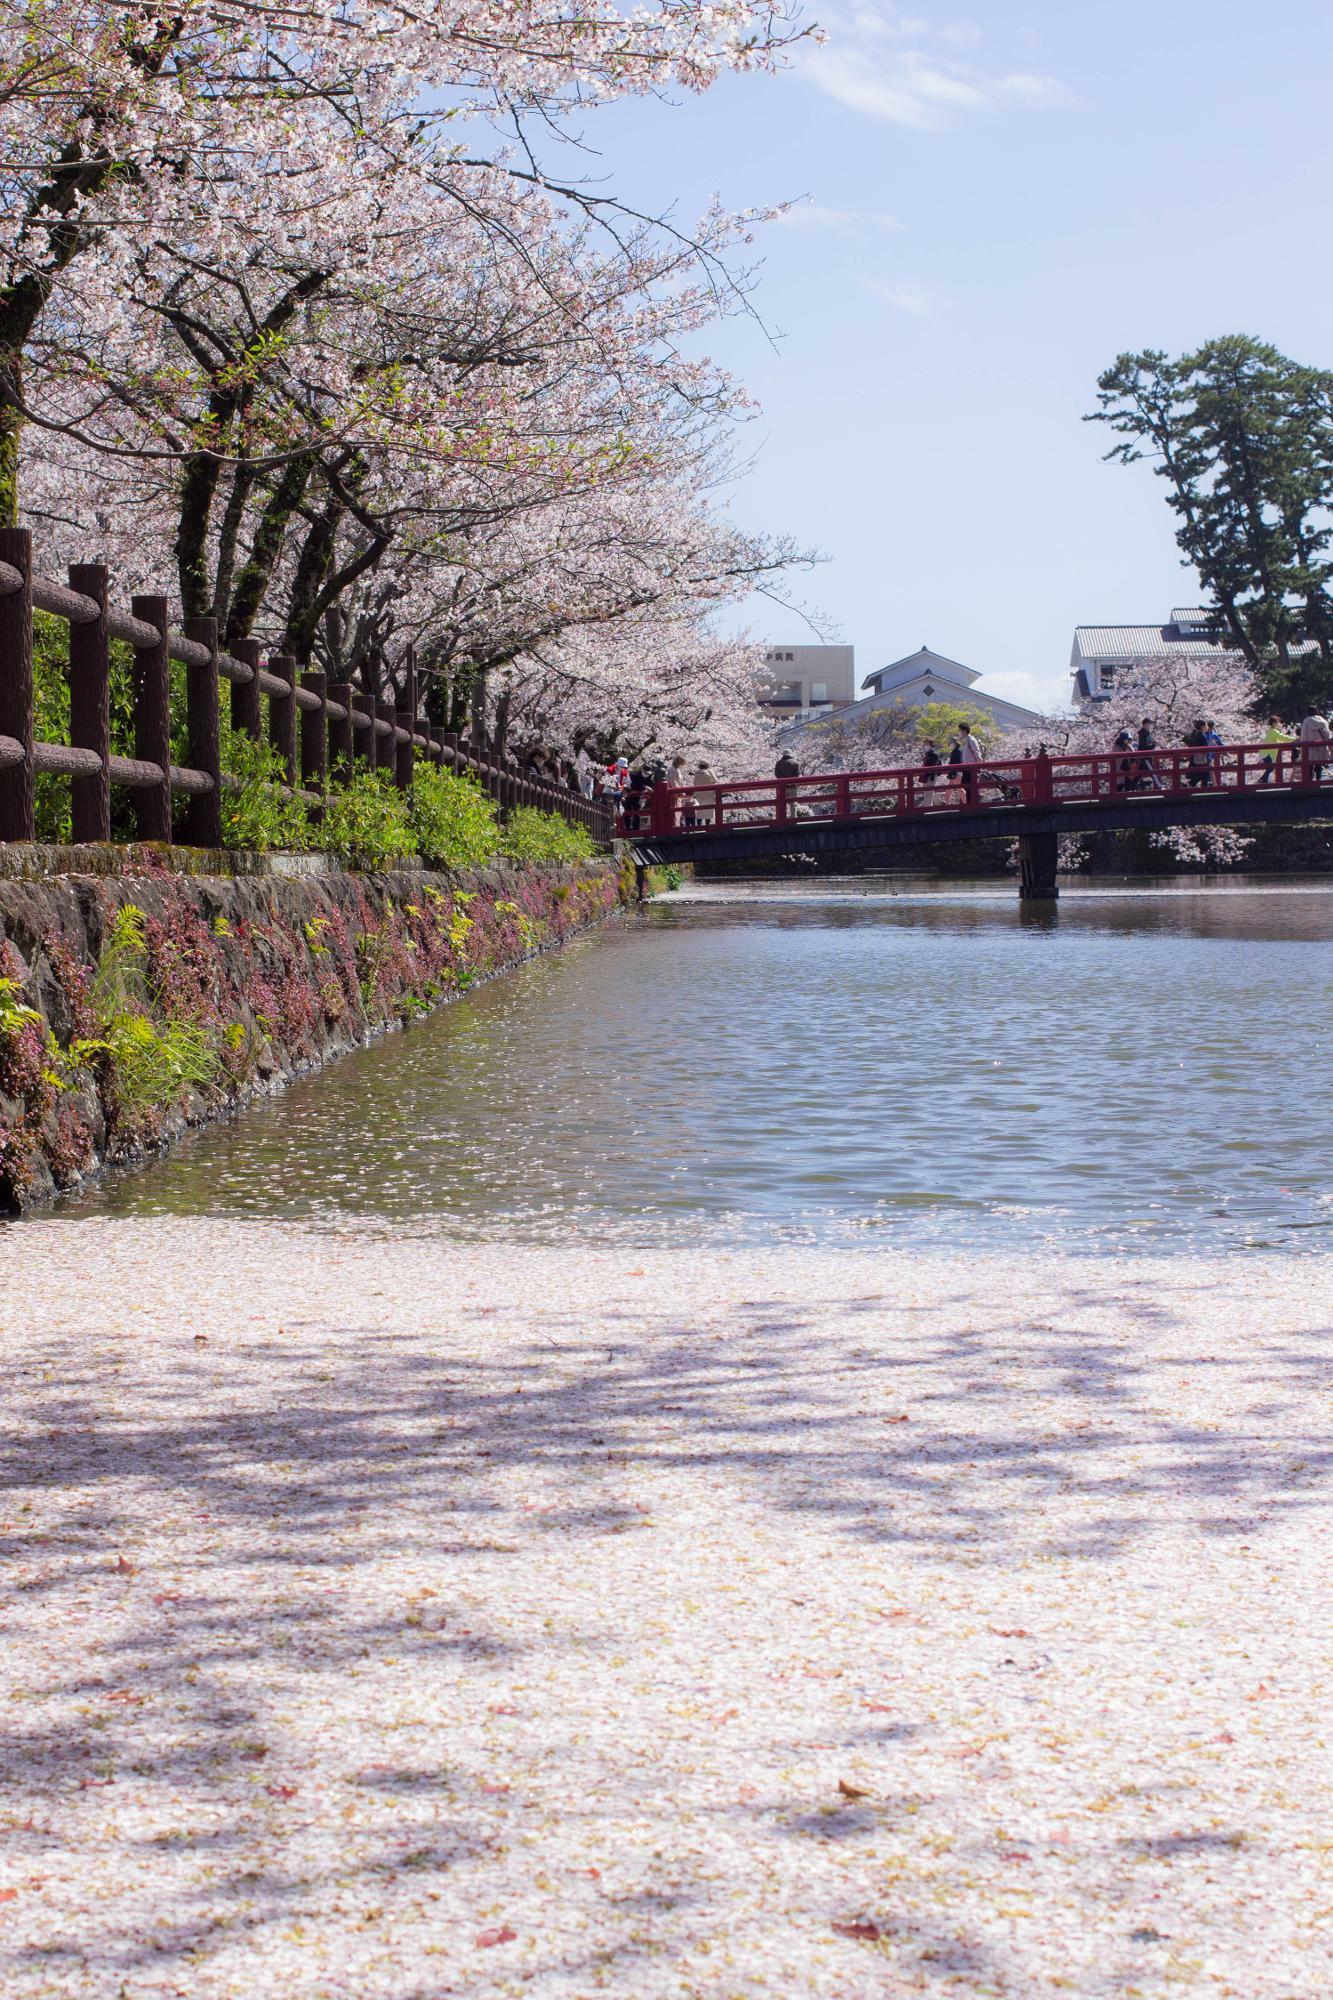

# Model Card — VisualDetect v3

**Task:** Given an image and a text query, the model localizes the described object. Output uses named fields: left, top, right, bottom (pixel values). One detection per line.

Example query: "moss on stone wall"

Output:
left=0, top=857, right=622, bottom=1211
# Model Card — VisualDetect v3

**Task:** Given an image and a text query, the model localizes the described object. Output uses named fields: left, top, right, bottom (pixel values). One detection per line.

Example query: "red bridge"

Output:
left=619, top=740, right=1333, bottom=897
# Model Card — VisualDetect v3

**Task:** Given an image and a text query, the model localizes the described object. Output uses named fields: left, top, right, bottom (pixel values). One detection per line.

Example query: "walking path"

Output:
left=2, top=1222, right=1330, bottom=1997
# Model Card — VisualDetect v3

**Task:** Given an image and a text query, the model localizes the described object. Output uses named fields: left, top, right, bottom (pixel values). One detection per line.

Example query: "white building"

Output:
left=759, top=644, right=855, bottom=718
left=1070, top=609, right=1229, bottom=703
left=801, top=644, right=1043, bottom=734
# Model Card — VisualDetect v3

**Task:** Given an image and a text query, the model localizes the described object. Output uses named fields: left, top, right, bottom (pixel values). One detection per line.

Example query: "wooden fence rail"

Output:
left=0, top=528, right=615, bottom=848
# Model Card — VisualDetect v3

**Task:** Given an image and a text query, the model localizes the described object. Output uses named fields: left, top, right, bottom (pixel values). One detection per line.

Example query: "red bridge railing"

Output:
left=619, top=742, right=1331, bottom=840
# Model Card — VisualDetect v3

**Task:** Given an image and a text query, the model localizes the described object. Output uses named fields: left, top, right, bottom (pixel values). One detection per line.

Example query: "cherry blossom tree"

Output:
left=1, top=0, right=809, bottom=520
left=994, top=652, right=1262, bottom=867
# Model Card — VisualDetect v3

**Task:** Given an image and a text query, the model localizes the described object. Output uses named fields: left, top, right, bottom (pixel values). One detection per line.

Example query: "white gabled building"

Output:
left=1070, top=609, right=1229, bottom=703
left=805, top=644, right=1043, bottom=735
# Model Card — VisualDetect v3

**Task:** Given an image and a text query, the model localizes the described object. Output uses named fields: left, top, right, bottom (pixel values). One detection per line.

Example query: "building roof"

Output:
left=1070, top=623, right=1230, bottom=664
left=863, top=645, right=980, bottom=693
left=805, top=677, right=1042, bottom=733
left=1170, top=608, right=1216, bottom=628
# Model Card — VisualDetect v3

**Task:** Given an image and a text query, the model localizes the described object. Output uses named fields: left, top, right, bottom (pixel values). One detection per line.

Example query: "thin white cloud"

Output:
left=997, top=71, right=1074, bottom=109
left=866, top=279, right=929, bottom=315
left=774, top=202, right=904, bottom=233
left=802, top=5, right=1072, bottom=130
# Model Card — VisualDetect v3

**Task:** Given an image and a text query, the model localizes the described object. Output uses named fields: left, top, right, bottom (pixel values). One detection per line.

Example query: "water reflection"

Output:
left=61, top=878, right=1333, bottom=1254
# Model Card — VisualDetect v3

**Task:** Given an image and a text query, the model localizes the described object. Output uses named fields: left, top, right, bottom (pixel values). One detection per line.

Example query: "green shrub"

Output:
left=317, top=766, right=416, bottom=870
left=218, top=727, right=310, bottom=852
left=408, top=763, right=500, bottom=868
left=499, top=807, right=595, bottom=864
left=31, top=611, right=138, bottom=844
left=86, top=905, right=218, bottom=1122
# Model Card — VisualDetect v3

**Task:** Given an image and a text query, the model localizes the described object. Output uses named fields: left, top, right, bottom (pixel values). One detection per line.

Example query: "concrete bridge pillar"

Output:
left=1017, top=831, right=1059, bottom=901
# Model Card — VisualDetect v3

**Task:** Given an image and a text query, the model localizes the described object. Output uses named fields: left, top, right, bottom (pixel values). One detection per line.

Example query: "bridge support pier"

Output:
left=1017, top=831, right=1059, bottom=902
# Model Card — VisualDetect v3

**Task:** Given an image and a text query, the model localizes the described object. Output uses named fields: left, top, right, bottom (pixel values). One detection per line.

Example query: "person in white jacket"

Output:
left=690, top=760, right=719, bottom=828
left=957, top=725, right=983, bottom=804
left=1299, top=709, right=1332, bottom=782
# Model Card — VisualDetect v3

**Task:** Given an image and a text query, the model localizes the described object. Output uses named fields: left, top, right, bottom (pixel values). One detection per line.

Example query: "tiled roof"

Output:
left=1072, top=624, right=1228, bottom=662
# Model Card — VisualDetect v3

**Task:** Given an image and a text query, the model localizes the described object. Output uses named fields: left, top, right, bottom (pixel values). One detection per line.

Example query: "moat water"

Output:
left=68, top=877, right=1333, bottom=1254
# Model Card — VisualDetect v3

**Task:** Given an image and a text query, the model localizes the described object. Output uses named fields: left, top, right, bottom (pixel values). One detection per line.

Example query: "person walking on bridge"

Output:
left=774, top=747, right=800, bottom=820
left=1136, top=717, right=1165, bottom=793
left=957, top=724, right=983, bottom=804
left=1299, top=707, right=1331, bottom=783
left=1185, top=719, right=1212, bottom=789
left=1260, top=715, right=1291, bottom=786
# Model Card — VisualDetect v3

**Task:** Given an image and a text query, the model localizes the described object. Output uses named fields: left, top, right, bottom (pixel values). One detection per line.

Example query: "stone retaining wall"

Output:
left=0, top=851, right=624, bottom=1210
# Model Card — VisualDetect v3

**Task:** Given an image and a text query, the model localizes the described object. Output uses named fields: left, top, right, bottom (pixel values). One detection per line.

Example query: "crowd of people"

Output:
left=522, top=706, right=1333, bottom=832
left=1108, top=710, right=1333, bottom=791
left=514, top=745, right=724, bottom=824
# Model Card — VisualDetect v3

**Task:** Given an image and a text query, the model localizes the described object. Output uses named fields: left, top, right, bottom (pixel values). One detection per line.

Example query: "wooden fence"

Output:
left=0, top=527, right=614, bottom=848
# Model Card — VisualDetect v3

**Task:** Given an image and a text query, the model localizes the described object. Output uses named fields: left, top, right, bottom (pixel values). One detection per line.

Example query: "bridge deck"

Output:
left=623, top=741, right=1333, bottom=866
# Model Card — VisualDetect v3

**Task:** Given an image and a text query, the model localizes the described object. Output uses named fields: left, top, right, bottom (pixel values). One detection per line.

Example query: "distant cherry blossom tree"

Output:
left=995, top=652, right=1263, bottom=868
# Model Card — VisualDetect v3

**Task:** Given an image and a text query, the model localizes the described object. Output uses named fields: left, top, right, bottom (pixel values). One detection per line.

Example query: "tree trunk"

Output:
left=0, top=387, right=19, bottom=530
left=224, top=455, right=312, bottom=648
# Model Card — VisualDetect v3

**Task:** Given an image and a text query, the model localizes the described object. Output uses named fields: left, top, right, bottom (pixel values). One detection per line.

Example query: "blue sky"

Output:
left=564, top=0, right=1333, bottom=712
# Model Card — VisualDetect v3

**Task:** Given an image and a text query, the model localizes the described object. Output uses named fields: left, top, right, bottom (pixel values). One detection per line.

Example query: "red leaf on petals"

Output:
left=266, top=1784, right=298, bottom=1801
left=0, top=1889, right=17, bottom=1904
left=476, top=1925, right=517, bottom=1948
left=833, top=1920, right=881, bottom=1941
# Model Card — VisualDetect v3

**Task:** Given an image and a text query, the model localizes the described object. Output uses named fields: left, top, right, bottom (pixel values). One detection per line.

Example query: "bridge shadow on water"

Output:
left=3, top=1274, right=1330, bottom=1990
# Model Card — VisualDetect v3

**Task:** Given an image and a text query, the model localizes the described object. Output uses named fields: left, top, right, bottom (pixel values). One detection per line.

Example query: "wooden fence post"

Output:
left=68, top=560, right=110, bottom=843
left=270, top=650, right=297, bottom=786
left=130, top=592, right=172, bottom=843
left=232, top=637, right=262, bottom=740
left=183, top=612, right=223, bottom=847
left=394, top=646, right=416, bottom=790
left=352, top=690, right=376, bottom=770
left=377, top=698, right=396, bottom=782
left=0, top=527, right=34, bottom=841
left=301, top=668, right=327, bottom=795
left=328, top=680, right=353, bottom=782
